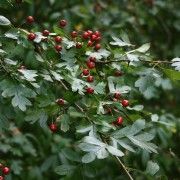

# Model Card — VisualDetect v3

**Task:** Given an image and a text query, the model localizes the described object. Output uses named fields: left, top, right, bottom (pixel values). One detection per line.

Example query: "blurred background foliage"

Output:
left=0, top=0, right=180, bottom=179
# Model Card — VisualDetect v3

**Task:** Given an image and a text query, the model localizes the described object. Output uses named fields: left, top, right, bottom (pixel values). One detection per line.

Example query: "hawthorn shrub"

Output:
left=0, top=1, right=180, bottom=180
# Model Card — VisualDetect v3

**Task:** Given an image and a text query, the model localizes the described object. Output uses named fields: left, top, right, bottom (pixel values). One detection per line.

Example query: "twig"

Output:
left=114, top=156, right=134, bottom=180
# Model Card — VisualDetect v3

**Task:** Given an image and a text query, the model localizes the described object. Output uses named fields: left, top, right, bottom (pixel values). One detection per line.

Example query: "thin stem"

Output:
left=114, top=156, right=134, bottom=180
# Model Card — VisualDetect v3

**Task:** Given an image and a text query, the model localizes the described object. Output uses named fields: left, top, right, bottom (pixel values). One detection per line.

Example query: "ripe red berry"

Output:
left=0, top=176, right=4, bottom=180
left=91, top=34, right=98, bottom=41
left=114, top=70, right=123, bottom=77
left=82, top=69, right=89, bottom=76
left=28, top=33, right=36, bottom=41
left=94, top=30, right=101, bottom=37
left=54, top=36, right=62, bottom=43
left=76, top=42, right=82, bottom=49
left=121, top=99, right=129, bottom=107
left=114, top=92, right=121, bottom=99
left=56, top=98, right=65, bottom=105
left=94, top=43, right=101, bottom=51
left=87, top=30, right=93, bottom=36
left=42, top=30, right=50, bottom=36
left=87, top=75, right=94, bottom=83
left=116, top=117, right=123, bottom=125
left=49, top=123, right=58, bottom=133
left=26, top=16, right=34, bottom=24
left=82, top=31, right=89, bottom=39
left=86, top=60, right=95, bottom=69
left=71, top=31, right=78, bottom=38
left=87, top=40, right=93, bottom=47
left=2, top=167, right=10, bottom=175
left=89, top=57, right=96, bottom=62
left=55, top=45, right=62, bottom=52
left=59, top=19, right=67, bottom=27
left=86, top=87, right=94, bottom=94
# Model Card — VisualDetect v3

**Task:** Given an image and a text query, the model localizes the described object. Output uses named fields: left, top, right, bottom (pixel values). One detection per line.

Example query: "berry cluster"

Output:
left=0, top=163, right=10, bottom=180
left=26, top=17, right=102, bottom=53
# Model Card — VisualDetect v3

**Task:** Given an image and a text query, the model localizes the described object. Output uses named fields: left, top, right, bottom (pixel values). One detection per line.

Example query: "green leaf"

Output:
left=110, top=36, right=132, bottom=47
left=129, top=119, right=145, bottom=135
left=145, top=161, right=159, bottom=176
left=55, top=165, right=76, bottom=176
left=62, top=148, right=81, bottom=162
left=135, top=43, right=150, bottom=53
left=82, top=152, right=96, bottom=163
left=68, top=107, right=86, bottom=118
left=106, top=145, right=124, bottom=157
left=60, top=114, right=70, bottom=132
left=0, top=15, right=11, bottom=26
left=117, top=140, right=135, bottom=152
left=18, top=69, right=38, bottom=82
left=163, top=68, right=180, bottom=80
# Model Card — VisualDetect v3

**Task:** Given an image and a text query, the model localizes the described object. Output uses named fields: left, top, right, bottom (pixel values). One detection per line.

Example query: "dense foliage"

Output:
left=0, top=0, right=179, bottom=180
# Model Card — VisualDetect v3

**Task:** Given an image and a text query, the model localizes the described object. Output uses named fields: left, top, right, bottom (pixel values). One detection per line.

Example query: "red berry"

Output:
left=56, top=98, right=65, bottom=105
left=71, top=31, right=78, bottom=38
left=94, top=30, right=101, bottom=37
left=89, top=57, right=96, bottom=62
left=59, top=19, right=67, bottom=27
left=121, top=99, right=129, bottom=107
left=87, top=30, right=93, bottom=36
left=86, top=87, right=94, bottom=94
left=76, top=42, right=82, bottom=49
left=2, top=167, right=10, bottom=175
left=28, top=33, right=36, bottom=41
left=49, top=123, right=58, bottom=133
left=114, top=70, right=123, bottom=77
left=94, top=44, right=101, bottom=51
left=114, top=92, right=121, bottom=99
left=91, top=34, right=98, bottom=41
left=116, top=117, right=123, bottom=125
left=87, top=40, right=93, bottom=47
left=26, top=16, right=34, bottom=24
left=87, top=75, right=94, bottom=83
left=42, top=30, right=50, bottom=36
left=86, top=60, right=95, bottom=69
left=54, top=36, right=62, bottom=43
left=82, top=31, right=89, bottom=39
left=82, top=69, right=89, bottom=76
left=0, top=176, right=4, bottom=180
left=55, top=45, right=62, bottom=52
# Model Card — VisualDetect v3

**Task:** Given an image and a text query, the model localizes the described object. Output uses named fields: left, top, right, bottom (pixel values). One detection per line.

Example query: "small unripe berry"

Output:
left=59, top=19, right=67, bottom=27
left=55, top=45, right=62, bottom=52
left=94, top=43, right=101, bottom=51
left=82, top=69, right=89, bottom=76
left=26, top=16, right=34, bottom=24
left=2, top=167, right=10, bottom=175
left=54, top=36, right=62, bottom=43
left=121, top=99, right=129, bottom=107
left=87, top=75, right=94, bottom=83
left=86, top=87, right=94, bottom=94
left=116, top=117, right=123, bottom=125
left=71, top=31, right=78, bottom=38
left=42, top=30, right=50, bottom=36
left=49, top=123, right=58, bottom=133
left=76, top=42, right=82, bottom=49
left=56, top=98, right=65, bottom=105
left=114, top=92, right=121, bottom=99
left=28, top=33, right=36, bottom=41
left=86, top=60, right=95, bottom=69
